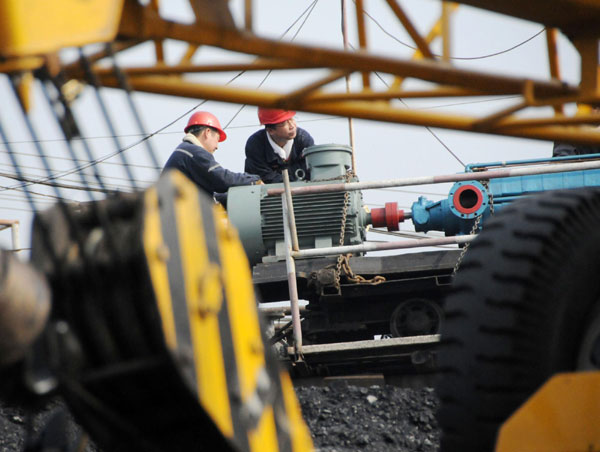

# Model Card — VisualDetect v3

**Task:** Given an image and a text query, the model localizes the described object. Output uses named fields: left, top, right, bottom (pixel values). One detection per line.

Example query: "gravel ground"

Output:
left=296, top=383, right=439, bottom=452
left=0, top=397, right=96, bottom=452
left=0, top=384, right=439, bottom=451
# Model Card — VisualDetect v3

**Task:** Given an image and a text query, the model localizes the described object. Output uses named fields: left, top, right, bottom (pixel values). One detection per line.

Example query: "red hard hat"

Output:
left=258, top=108, right=296, bottom=125
left=184, top=111, right=227, bottom=142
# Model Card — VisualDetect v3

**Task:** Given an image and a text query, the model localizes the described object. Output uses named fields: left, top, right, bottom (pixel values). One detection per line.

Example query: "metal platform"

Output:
left=253, top=249, right=460, bottom=303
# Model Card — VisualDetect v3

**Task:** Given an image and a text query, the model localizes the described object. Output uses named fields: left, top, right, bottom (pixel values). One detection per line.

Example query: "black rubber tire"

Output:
left=436, top=187, right=600, bottom=452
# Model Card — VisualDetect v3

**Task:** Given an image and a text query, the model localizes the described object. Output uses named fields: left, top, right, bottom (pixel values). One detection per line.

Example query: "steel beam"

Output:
left=116, top=8, right=576, bottom=99
left=49, top=0, right=600, bottom=147
left=94, top=74, right=600, bottom=145
left=385, top=0, right=435, bottom=59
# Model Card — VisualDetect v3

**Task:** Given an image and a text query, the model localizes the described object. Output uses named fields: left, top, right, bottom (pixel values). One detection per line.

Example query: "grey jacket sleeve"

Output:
left=191, top=153, right=260, bottom=193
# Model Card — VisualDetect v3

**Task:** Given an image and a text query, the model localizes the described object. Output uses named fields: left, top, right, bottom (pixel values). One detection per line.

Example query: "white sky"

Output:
left=0, top=0, right=584, bottom=253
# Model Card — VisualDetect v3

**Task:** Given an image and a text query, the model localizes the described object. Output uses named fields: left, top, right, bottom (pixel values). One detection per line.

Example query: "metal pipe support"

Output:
left=281, top=195, right=303, bottom=356
left=282, top=168, right=300, bottom=251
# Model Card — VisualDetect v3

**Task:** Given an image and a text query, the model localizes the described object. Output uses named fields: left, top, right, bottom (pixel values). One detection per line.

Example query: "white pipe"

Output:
left=292, top=234, right=476, bottom=258
left=282, top=168, right=300, bottom=251
left=11, top=222, right=20, bottom=254
left=341, top=0, right=358, bottom=174
left=267, top=159, right=600, bottom=196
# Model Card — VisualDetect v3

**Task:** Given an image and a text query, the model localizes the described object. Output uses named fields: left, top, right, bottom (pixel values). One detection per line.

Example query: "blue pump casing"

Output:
left=412, top=155, right=600, bottom=236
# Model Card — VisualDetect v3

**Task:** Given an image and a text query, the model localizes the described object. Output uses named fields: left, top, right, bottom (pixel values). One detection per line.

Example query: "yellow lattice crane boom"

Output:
left=2, top=0, right=600, bottom=145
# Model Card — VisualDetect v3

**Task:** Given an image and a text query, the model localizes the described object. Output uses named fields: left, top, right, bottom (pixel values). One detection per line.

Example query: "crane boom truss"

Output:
left=1, top=0, right=600, bottom=145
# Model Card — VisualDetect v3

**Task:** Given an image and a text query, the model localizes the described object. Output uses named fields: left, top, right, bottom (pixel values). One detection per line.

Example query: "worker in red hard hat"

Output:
left=244, top=107, right=314, bottom=183
left=163, top=111, right=261, bottom=204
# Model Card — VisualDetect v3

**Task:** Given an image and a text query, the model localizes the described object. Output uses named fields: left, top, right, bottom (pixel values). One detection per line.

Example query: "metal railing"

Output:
left=0, top=220, right=21, bottom=254
left=277, top=158, right=600, bottom=355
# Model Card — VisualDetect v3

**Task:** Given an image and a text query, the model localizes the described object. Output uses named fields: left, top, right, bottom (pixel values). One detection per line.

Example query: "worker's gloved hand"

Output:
left=214, top=192, right=228, bottom=208
left=254, top=179, right=264, bottom=185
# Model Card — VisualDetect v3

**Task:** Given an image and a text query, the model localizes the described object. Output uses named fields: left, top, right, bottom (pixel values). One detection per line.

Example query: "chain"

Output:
left=482, top=179, right=494, bottom=215
left=333, top=170, right=387, bottom=287
left=334, top=170, right=352, bottom=288
left=452, top=179, right=494, bottom=277
left=340, top=254, right=386, bottom=285
left=451, top=214, right=481, bottom=277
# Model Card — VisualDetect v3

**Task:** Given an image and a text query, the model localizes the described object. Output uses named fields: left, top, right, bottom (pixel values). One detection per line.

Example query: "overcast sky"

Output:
left=0, top=0, right=583, bottom=252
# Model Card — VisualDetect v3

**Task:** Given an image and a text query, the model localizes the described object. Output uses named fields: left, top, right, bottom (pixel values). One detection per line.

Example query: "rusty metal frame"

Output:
left=5, top=0, right=600, bottom=145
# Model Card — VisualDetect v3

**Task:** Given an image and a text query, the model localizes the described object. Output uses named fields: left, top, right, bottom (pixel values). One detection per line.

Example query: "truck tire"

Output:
left=436, top=187, right=600, bottom=452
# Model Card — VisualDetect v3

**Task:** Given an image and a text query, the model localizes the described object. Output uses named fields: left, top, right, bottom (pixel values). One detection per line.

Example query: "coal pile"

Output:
left=0, top=398, right=96, bottom=452
left=296, top=383, right=440, bottom=452
left=1, top=384, right=439, bottom=451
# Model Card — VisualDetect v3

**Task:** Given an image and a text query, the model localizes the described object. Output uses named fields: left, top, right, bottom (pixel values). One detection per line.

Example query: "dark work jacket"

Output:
left=244, top=128, right=314, bottom=183
left=163, top=139, right=259, bottom=198
left=553, top=142, right=600, bottom=157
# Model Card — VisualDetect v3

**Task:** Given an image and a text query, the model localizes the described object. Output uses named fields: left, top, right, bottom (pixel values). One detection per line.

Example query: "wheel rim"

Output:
left=390, top=298, right=443, bottom=337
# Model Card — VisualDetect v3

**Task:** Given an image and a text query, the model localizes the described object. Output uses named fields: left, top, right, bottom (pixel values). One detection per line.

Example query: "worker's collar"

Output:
left=266, top=132, right=293, bottom=160
left=183, top=133, right=203, bottom=147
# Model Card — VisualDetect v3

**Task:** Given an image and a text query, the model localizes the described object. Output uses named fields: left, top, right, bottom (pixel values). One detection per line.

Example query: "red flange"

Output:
left=371, top=202, right=404, bottom=231
left=452, top=185, right=483, bottom=215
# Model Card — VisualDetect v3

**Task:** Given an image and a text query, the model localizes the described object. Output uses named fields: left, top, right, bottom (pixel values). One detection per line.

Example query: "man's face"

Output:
left=268, top=116, right=297, bottom=142
left=204, top=127, right=221, bottom=153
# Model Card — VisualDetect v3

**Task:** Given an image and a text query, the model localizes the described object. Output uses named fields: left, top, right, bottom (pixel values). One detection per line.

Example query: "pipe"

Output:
left=267, top=159, right=600, bottom=196
left=282, top=168, right=300, bottom=251
left=341, top=0, right=358, bottom=174
left=292, top=234, right=476, bottom=258
left=466, top=152, right=600, bottom=171
left=370, top=202, right=405, bottom=231
left=10, top=222, right=20, bottom=254
left=259, top=305, right=307, bottom=317
left=282, top=195, right=303, bottom=356
left=0, top=220, right=20, bottom=252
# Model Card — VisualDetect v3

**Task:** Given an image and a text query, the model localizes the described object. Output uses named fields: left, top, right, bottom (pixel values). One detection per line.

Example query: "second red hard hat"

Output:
left=258, top=108, right=296, bottom=125
left=184, top=111, right=227, bottom=142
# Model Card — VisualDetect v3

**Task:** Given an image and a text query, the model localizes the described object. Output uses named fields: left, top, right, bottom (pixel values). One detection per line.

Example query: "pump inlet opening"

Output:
left=453, top=185, right=483, bottom=215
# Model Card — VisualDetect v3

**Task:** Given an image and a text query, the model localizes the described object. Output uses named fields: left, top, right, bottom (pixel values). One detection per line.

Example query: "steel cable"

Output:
left=355, top=0, right=546, bottom=61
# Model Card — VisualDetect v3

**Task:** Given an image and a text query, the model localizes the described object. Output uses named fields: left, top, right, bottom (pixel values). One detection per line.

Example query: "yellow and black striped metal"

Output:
left=143, top=169, right=313, bottom=452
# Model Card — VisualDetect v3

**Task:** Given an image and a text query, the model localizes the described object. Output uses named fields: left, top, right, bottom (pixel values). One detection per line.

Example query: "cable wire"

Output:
left=222, top=0, right=320, bottom=130
left=79, top=49, right=138, bottom=190
left=356, top=0, right=546, bottom=61
left=0, top=161, right=155, bottom=186
left=1, top=0, right=529, bottom=193
left=106, top=42, right=161, bottom=170
left=0, top=171, right=115, bottom=193
left=15, top=0, right=323, bottom=189
left=0, top=148, right=160, bottom=170
left=360, top=47, right=465, bottom=167
left=40, top=80, right=98, bottom=202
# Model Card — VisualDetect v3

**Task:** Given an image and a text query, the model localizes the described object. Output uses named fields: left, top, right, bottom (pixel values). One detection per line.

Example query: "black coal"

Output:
left=1, top=384, right=439, bottom=451
left=296, top=383, right=439, bottom=452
